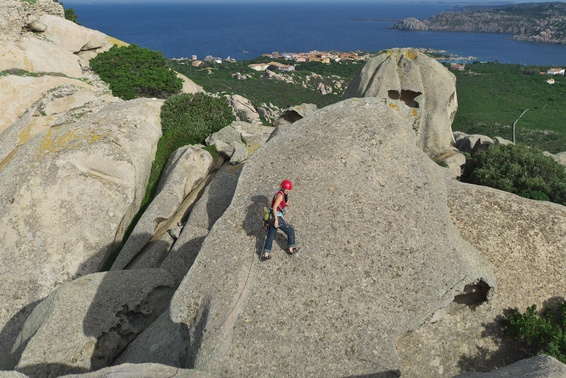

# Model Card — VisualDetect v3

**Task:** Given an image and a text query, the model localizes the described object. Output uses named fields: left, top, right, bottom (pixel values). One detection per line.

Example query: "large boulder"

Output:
left=0, top=0, right=63, bottom=41
left=226, top=94, right=261, bottom=124
left=111, top=145, right=214, bottom=271
left=398, top=181, right=566, bottom=377
left=455, top=355, right=566, bottom=377
left=0, top=40, right=83, bottom=77
left=165, top=97, right=495, bottom=376
left=0, top=76, right=106, bottom=135
left=59, top=363, right=216, bottom=378
left=38, top=14, right=110, bottom=54
left=0, top=98, right=163, bottom=370
left=13, top=270, right=175, bottom=377
left=161, top=163, right=242, bottom=284
left=112, top=164, right=242, bottom=366
left=177, top=72, right=205, bottom=94
left=273, top=103, right=318, bottom=126
left=344, top=48, right=458, bottom=157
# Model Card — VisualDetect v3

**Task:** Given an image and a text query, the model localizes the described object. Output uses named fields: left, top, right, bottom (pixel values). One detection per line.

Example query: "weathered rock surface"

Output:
left=112, top=164, right=242, bottom=366
left=164, top=97, right=495, bottom=377
left=13, top=270, right=175, bottom=378
left=549, top=151, right=566, bottom=166
left=60, top=363, right=216, bottom=378
left=0, top=76, right=107, bottom=135
left=0, top=0, right=63, bottom=42
left=398, top=180, right=566, bottom=377
left=38, top=14, right=110, bottom=55
left=273, top=103, right=318, bottom=126
left=226, top=94, right=260, bottom=124
left=111, top=145, right=214, bottom=271
left=344, top=48, right=458, bottom=157
left=0, top=39, right=84, bottom=77
left=162, top=162, right=242, bottom=283
left=178, top=72, right=205, bottom=94
left=0, top=98, right=163, bottom=370
left=455, top=355, right=566, bottom=377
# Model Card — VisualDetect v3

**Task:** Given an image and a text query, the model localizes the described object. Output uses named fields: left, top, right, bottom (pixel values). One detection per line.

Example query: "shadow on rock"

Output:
left=457, top=296, right=566, bottom=373
left=345, top=370, right=401, bottom=378
left=5, top=237, right=179, bottom=377
left=0, top=300, right=41, bottom=371
left=243, top=194, right=269, bottom=261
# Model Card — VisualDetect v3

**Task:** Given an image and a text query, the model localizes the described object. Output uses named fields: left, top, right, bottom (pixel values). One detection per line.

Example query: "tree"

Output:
left=53, top=0, right=79, bottom=24
left=90, top=45, right=183, bottom=100
left=460, top=144, right=566, bottom=205
left=503, top=301, right=566, bottom=363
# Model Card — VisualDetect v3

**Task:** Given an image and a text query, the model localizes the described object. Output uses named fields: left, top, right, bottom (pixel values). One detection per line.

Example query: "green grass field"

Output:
left=453, top=63, right=566, bottom=153
left=171, top=58, right=566, bottom=154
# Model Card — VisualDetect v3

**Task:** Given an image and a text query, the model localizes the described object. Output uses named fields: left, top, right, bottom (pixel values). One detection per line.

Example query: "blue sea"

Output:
left=67, top=2, right=566, bottom=66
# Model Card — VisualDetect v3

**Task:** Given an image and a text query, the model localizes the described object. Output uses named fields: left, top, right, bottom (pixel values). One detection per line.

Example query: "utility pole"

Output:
left=512, top=109, right=528, bottom=144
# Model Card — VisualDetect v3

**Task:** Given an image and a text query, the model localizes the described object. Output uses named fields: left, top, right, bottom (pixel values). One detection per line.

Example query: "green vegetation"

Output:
left=503, top=301, right=566, bottom=363
left=460, top=144, right=566, bottom=205
left=168, top=57, right=364, bottom=110
left=102, top=93, right=233, bottom=270
left=453, top=63, right=566, bottom=153
left=91, top=45, right=182, bottom=100
left=173, top=58, right=565, bottom=154
left=52, top=0, right=79, bottom=24
left=146, top=92, right=235, bottom=205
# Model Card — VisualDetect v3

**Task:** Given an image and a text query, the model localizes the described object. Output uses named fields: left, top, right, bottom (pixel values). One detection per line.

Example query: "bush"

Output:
left=503, top=301, right=566, bottom=363
left=53, top=1, right=79, bottom=24
left=90, top=45, right=182, bottom=100
left=160, top=92, right=235, bottom=140
left=145, top=92, right=235, bottom=200
left=460, top=144, right=566, bottom=205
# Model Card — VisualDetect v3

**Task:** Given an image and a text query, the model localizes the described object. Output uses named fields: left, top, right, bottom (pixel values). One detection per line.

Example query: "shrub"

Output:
left=53, top=1, right=79, bottom=24
left=460, top=144, right=566, bottom=205
left=90, top=45, right=182, bottom=100
left=503, top=301, right=566, bottom=363
left=145, top=92, right=235, bottom=201
left=160, top=92, right=235, bottom=139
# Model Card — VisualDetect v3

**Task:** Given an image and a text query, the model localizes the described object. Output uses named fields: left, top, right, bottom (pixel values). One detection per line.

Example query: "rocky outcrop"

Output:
left=13, top=270, right=175, bottom=378
left=158, top=97, right=495, bottom=376
left=398, top=180, right=566, bottom=377
left=392, top=17, right=429, bottom=31
left=226, top=94, right=261, bottom=124
left=178, top=72, right=205, bottom=94
left=455, top=355, right=566, bottom=377
left=0, top=0, right=63, bottom=41
left=344, top=48, right=458, bottom=158
left=273, top=103, right=318, bottom=126
left=392, top=2, right=566, bottom=45
left=110, top=145, right=215, bottom=272
left=0, top=98, right=163, bottom=370
left=38, top=14, right=111, bottom=57
left=59, top=363, right=216, bottom=378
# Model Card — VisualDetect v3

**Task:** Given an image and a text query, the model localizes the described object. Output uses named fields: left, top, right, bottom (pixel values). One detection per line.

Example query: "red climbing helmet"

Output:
left=280, top=179, right=293, bottom=190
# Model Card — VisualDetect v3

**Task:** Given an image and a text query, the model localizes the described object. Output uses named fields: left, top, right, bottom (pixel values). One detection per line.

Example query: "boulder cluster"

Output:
left=1, top=3, right=566, bottom=378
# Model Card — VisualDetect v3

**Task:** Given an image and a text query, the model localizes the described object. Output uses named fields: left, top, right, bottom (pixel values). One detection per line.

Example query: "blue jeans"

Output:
left=263, top=215, right=296, bottom=254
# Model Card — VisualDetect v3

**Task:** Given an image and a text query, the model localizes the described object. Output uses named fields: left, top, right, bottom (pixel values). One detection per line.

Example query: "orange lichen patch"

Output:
left=0, top=148, right=18, bottom=172
left=412, top=109, right=419, bottom=118
left=388, top=102, right=399, bottom=111
left=18, top=125, right=34, bottom=146
left=39, top=128, right=107, bottom=154
left=405, top=49, right=418, bottom=61
left=106, top=36, right=129, bottom=47
left=387, top=50, right=394, bottom=57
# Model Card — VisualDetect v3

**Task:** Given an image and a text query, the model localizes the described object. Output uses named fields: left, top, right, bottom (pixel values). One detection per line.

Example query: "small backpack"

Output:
left=262, top=207, right=274, bottom=229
